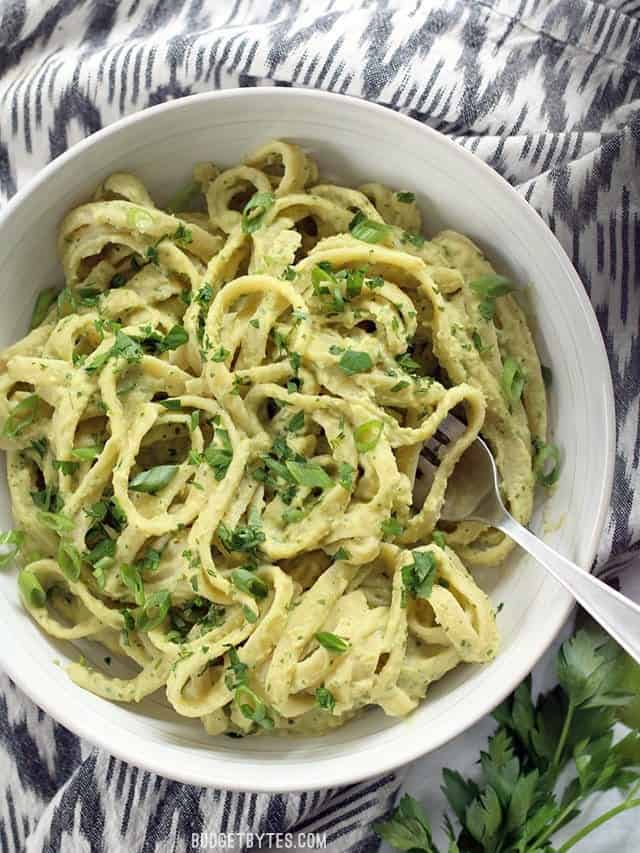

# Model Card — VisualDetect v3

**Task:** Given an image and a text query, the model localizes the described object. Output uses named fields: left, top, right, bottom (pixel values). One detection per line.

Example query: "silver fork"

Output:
left=415, top=417, right=640, bottom=663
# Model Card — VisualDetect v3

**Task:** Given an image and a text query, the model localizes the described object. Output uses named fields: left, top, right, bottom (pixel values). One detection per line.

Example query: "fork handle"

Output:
left=500, top=516, right=640, bottom=663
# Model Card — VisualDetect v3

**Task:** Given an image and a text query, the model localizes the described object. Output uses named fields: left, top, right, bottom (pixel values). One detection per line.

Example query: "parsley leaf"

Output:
left=217, top=521, right=265, bottom=558
left=381, top=516, right=403, bottom=540
left=338, top=349, right=373, bottom=375
left=287, top=411, right=305, bottom=433
left=285, top=461, right=334, bottom=490
left=338, top=462, right=354, bottom=490
left=402, top=550, right=437, bottom=600
left=470, top=274, right=515, bottom=322
left=241, top=191, right=275, bottom=234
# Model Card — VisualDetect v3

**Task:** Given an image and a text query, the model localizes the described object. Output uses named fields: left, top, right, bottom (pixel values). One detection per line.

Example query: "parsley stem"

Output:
left=557, top=793, right=640, bottom=852
left=529, top=796, right=582, bottom=850
left=551, top=700, right=574, bottom=774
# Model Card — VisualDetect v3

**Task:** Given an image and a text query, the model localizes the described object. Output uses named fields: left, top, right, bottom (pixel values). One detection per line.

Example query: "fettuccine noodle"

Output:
left=0, top=140, right=551, bottom=735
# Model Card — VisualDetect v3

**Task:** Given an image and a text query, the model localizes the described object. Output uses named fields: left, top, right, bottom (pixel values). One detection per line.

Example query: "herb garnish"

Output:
left=402, top=550, right=437, bottom=600
left=241, top=192, right=275, bottom=234
left=129, top=464, right=179, bottom=494
left=470, top=274, right=516, bottom=321
left=349, top=211, right=391, bottom=244
left=315, top=687, right=336, bottom=711
left=338, top=349, right=373, bottom=375
left=375, top=629, right=640, bottom=853
left=225, top=647, right=274, bottom=730
left=315, top=631, right=350, bottom=654
left=533, top=439, right=561, bottom=487
left=501, top=356, right=526, bottom=405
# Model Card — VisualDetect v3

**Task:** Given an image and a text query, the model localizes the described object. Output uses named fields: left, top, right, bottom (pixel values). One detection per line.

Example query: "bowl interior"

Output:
left=0, top=90, right=614, bottom=791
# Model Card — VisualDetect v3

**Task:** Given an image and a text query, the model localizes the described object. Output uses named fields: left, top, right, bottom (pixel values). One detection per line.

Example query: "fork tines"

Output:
left=421, top=414, right=467, bottom=466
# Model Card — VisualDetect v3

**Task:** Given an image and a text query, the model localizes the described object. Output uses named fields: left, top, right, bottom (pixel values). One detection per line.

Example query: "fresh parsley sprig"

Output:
left=375, top=629, right=640, bottom=853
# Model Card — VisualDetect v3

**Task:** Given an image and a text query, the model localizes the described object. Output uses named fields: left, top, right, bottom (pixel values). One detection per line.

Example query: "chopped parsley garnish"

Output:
left=217, top=521, right=265, bottom=558
left=172, top=222, right=192, bottom=245
left=396, top=351, right=423, bottom=376
left=231, top=568, right=269, bottom=600
left=53, top=459, right=80, bottom=476
left=396, top=191, right=415, bottom=203
left=120, top=562, right=145, bottom=606
left=472, top=330, right=491, bottom=353
left=470, top=274, right=516, bottom=321
left=337, top=462, right=354, bottom=490
left=31, top=486, right=61, bottom=513
left=225, top=648, right=274, bottom=730
left=136, top=324, right=189, bottom=354
left=134, top=589, right=171, bottom=632
left=287, top=411, right=305, bottom=433
left=2, top=394, right=41, bottom=438
left=204, top=428, right=233, bottom=480
left=367, top=275, right=384, bottom=289
left=85, top=330, right=142, bottom=373
left=338, top=349, right=373, bottom=375
left=196, top=283, right=213, bottom=305
left=289, top=351, right=301, bottom=373
left=381, top=516, right=403, bottom=540
left=431, top=530, right=447, bottom=548
left=30, top=437, right=48, bottom=458
left=37, top=510, right=74, bottom=535
left=285, top=461, right=334, bottom=490
left=241, top=191, right=275, bottom=234
left=402, top=550, right=437, bottom=600
left=168, top=598, right=225, bottom=641
left=332, top=546, right=351, bottom=562
left=211, top=346, right=229, bottom=363
left=282, top=266, right=297, bottom=281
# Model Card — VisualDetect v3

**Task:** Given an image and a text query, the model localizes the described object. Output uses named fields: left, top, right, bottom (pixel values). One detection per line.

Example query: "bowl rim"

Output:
left=0, top=87, right=616, bottom=791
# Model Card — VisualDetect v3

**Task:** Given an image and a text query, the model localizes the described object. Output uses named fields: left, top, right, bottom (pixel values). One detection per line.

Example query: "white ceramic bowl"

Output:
left=0, top=89, right=615, bottom=791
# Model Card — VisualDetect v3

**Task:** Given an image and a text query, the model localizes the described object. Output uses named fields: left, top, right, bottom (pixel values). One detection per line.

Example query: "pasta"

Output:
left=0, top=140, right=551, bottom=736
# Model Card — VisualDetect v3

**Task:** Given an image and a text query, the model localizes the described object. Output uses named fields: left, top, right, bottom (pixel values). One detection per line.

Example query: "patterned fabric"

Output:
left=0, top=1, right=638, bottom=851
